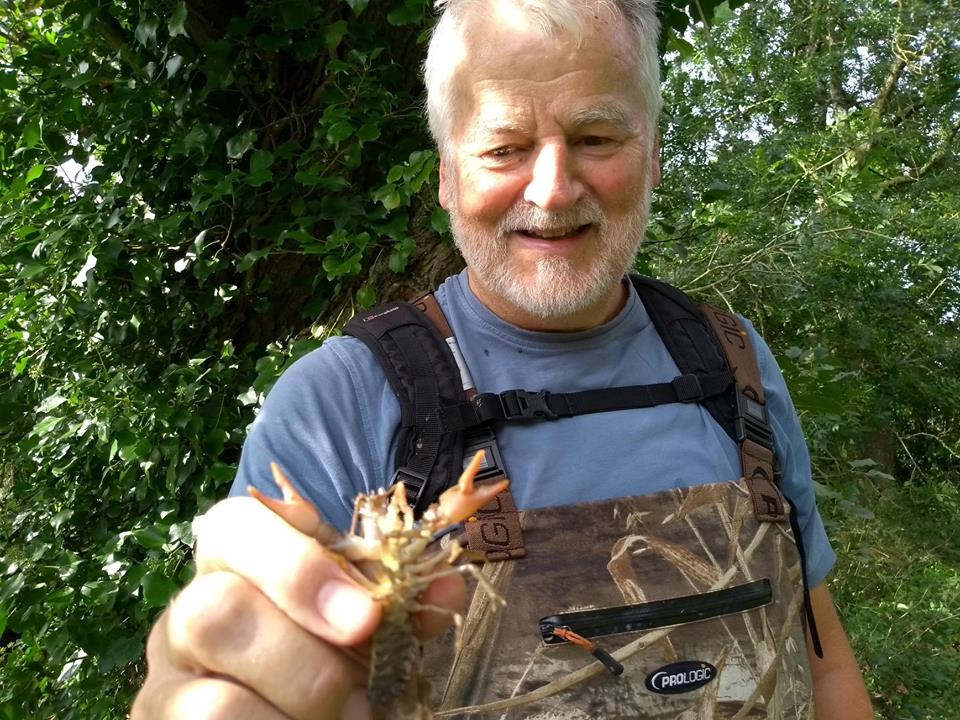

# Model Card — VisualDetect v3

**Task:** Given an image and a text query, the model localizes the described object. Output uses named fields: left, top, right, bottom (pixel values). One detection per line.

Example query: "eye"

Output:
left=580, top=135, right=613, bottom=147
left=487, top=146, right=515, bottom=159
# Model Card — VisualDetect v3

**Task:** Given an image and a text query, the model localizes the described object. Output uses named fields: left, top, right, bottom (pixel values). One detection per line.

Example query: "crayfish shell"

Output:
left=369, top=600, right=433, bottom=719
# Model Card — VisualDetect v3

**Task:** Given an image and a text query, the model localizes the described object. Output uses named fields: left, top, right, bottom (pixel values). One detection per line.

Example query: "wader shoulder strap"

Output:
left=697, top=303, right=786, bottom=522
left=343, top=301, right=466, bottom=516
left=629, top=276, right=787, bottom=523
left=344, top=295, right=527, bottom=560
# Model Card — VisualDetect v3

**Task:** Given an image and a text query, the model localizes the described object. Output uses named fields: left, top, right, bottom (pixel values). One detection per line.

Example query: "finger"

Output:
left=417, top=573, right=467, bottom=639
left=193, top=497, right=380, bottom=646
left=166, top=572, right=368, bottom=720
left=133, top=670, right=289, bottom=720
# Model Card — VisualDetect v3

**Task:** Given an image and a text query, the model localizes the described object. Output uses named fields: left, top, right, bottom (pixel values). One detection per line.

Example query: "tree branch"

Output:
left=878, top=118, right=960, bottom=193
left=871, top=55, right=907, bottom=123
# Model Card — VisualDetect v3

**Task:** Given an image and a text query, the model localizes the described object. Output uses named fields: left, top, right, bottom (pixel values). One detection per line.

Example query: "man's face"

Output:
left=439, top=7, right=661, bottom=329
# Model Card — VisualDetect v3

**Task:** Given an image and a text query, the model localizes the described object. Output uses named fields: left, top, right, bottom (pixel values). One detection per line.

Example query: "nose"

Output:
left=523, top=142, right=583, bottom=210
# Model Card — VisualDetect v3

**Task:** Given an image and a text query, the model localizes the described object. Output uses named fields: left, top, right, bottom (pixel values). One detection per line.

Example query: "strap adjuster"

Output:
left=463, top=428, right=506, bottom=481
left=392, top=467, right=430, bottom=510
left=499, top=389, right=558, bottom=420
left=735, top=389, right=773, bottom=449
left=672, top=373, right=705, bottom=402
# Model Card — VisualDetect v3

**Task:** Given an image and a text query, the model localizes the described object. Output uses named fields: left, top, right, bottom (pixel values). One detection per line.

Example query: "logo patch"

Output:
left=645, top=661, right=717, bottom=695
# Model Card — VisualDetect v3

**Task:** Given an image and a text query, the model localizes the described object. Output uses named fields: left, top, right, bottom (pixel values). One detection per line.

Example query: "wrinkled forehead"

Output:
left=446, top=8, right=643, bottom=141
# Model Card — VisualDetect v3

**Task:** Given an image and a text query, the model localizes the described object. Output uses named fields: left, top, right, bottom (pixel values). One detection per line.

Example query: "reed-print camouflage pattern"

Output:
left=424, top=478, right=814, bottom=719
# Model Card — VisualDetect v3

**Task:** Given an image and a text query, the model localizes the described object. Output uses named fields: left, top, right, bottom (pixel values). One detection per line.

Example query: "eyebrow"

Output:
left=469, top=104, right=638, bottom=141
left=568, top=104, right=636, bottom=132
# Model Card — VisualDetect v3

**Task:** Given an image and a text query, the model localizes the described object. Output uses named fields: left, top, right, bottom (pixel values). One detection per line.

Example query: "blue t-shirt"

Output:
left=231, top=271, right=836, bottom=586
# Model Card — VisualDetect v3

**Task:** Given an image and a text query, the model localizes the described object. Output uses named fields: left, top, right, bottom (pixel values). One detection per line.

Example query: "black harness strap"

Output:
left=438, top=371, right=734, bottom=430
left=344, top=302, right=464, bottom=512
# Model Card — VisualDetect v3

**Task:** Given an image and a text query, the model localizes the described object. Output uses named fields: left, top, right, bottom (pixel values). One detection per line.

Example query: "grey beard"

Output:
left=449, top=194, right=650, bottom=321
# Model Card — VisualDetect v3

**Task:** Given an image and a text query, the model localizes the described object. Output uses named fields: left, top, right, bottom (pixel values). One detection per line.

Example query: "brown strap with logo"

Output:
left=698, top=304, right=787, bottom=522
left=413, top=293, right=527, bottom=559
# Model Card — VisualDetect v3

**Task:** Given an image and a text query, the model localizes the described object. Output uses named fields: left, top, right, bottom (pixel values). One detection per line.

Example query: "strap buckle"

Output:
left=499, top=389, right=557, bottom=420
left=392, top=467, right=430, bottom=510
left=735, top=389, right=773, bottom=449
left=463, top=427, right=506, bottom=481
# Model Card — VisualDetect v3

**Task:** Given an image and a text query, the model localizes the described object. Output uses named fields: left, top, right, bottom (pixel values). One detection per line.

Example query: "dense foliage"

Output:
left=0, top=0, right=956, bottom=718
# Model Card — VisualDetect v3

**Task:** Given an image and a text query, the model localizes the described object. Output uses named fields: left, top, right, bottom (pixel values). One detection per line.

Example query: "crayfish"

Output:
left=250, top=452, right=508, bottom=719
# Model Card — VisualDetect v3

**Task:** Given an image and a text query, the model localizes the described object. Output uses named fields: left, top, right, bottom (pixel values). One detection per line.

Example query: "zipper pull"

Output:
left=551, top=627, right=624, bottom=676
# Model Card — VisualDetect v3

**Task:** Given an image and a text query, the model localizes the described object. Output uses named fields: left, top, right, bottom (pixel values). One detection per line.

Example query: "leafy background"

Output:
left=1, top=1, right=957, bottom=718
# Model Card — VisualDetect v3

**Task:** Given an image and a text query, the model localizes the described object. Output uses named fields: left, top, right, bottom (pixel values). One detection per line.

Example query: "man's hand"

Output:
left=132, top=496, right=465, bottom=720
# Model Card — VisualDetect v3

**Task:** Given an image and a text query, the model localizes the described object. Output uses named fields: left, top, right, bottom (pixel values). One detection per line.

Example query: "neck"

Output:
left=466, top=270, right=629, bottom=332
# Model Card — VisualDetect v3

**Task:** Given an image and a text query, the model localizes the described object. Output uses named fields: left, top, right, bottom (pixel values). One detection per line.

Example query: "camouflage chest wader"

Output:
left=344, top=276, right=819, bottom=719
left=424, top=480, right=813, bottom=719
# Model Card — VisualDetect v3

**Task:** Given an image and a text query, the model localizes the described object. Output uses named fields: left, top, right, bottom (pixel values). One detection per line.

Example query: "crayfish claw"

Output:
left=249, top=463, right=339, bottom=543
left=431, top=451, right=509, bottom=528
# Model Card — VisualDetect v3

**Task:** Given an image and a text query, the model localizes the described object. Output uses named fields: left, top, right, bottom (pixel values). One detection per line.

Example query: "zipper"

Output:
left=539, top=578, right=772, bottom=647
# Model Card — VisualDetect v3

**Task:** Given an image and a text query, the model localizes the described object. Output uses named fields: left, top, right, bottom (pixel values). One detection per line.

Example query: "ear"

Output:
left=438, top=155, right=451, bottom=210
left=650, top=130, right=662, bottom=188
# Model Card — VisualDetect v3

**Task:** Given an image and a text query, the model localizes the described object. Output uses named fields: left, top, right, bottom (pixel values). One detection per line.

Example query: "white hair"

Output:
left=424, top=0, right=662, bottom=154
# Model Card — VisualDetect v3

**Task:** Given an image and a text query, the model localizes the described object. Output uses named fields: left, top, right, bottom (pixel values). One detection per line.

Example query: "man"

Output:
left=133, top=1, right=873, bottom=718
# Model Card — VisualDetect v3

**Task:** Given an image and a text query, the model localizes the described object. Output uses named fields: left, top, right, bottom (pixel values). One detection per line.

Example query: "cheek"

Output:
left=589, top=163, right=647, bottom=214
left=455, top=169, right=525, bottom=221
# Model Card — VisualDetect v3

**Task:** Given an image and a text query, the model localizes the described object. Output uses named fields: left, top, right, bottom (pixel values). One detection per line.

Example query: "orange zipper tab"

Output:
left=551, top=627, right=624, bottom=676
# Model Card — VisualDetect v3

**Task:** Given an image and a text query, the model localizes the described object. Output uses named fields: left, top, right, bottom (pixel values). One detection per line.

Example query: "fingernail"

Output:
left=317, top=580, right=375, bottom=635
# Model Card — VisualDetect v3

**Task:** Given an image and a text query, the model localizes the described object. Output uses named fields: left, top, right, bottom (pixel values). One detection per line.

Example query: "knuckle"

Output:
left=298, top=653, right=359, bottom=716
left=166, top=679, right=264, bottom=720
left=144, top=610, right=171, bottom=666
left=167, top=573, right=254, bottom=661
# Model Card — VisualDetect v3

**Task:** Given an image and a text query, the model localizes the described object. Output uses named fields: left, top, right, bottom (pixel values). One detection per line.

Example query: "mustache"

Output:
left=497, top=198, right=606, bottom=235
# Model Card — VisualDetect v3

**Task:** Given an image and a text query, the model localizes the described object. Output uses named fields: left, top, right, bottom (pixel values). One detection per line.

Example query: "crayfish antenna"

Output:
left=432, top=451, right=509, bottom=528
left=249, top=463, right=338, bottom=544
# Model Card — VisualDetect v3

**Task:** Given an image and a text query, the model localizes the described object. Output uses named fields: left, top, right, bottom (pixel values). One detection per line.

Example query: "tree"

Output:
left=0, top=1, right=749, bottom=716
left=2, top=0, right=958, bottom=716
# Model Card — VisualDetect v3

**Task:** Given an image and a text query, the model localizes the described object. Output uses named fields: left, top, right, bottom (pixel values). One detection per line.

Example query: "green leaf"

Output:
left=135, top=16, right=161, bottom=46
left=168, top=2, right=188, bottom=37
left=382, top=189, right=402, bottom=210
left=326, top=121, right=354, bottom=145
left=25, top=163, right=44, bottom=183
left=238, top=248, right=273, bottom=271
left=133, top=525, right=168, bottom=550
left=387, top=1, right=424, bottom=26
left=250, top=149, right=275, bottom=175
left=141, top=571, right=178, bottom=607
left=345, top=0, right=369, bottom=14
left=712, top=1, right=734, bottom=22
left=0, top=73, right=16, bottom=90
left=22, top=119, right=41, bottom=148
left=357, top=123, right=381, bottom=142
left=37, top=394, right=67, bottom=413
left=388, top=251, right=407, bottom=273
left=166, top=54, right=184, bottom=78
left=18, top=261, right=46, bottom=279
left=51, top=509, right=74, bottom=530
left=357, top=285, right=376, bottom=308
left=430, top=206, right=449, bottom=233
left=100, top=636, right=143, bottom=672
left=226, top=130, right=256, bottom=159
left=669, top=35, right=696, bottom=60
left=702, top=179, right=734, bottom=203
left=32, top=415, right=62, bottom=436
left=324, top=20, right=349, bottom=51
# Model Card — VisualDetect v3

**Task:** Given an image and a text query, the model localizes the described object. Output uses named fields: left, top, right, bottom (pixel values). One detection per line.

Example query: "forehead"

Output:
left=448, top=5, right=645, bottom=142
